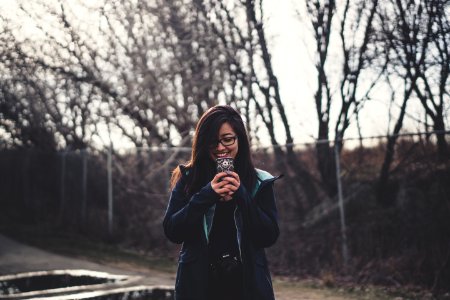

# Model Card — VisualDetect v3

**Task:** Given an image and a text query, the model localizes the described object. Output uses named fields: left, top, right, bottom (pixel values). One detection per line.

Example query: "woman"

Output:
left=163, top=105, right=281, bottom=300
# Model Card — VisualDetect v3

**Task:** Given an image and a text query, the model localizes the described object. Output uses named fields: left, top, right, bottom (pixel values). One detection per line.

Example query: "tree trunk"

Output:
left=377, top=88, right=412, bottom=206
left=316, top=117, right=337, bottom=197
left=433, top=112, right=449, bottom=160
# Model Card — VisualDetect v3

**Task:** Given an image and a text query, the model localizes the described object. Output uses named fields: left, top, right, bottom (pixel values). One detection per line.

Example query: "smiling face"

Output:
left=209, top=122, right=238, bottom=161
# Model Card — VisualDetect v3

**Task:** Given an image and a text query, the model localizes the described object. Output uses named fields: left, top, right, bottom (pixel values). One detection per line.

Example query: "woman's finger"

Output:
left=212, top=172, right=228, bottom=183
left=223, top=175, right=240, bottom=188
left=222, top=183, right=238, bottom=191
left=223, top=177, right=239, bottom=186
left=211, top=179, right=230, bottom=194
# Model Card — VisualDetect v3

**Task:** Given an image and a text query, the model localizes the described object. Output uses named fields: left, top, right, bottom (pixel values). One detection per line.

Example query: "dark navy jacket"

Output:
left=163, top=166, right=280, bottom=300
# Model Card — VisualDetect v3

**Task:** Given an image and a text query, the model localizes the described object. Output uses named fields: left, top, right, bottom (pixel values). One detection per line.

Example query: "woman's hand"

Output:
left=211, top=172, right=240, bottom=201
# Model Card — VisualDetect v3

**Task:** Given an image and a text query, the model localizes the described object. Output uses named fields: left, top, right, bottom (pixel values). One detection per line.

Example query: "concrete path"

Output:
left=0, top=234, right=132, bottom=276
left=0, top=234, right=175, bottom=299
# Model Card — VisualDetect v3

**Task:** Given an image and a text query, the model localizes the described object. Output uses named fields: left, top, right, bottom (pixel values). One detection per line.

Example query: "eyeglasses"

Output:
left=209, top=136, right=238, bottom=148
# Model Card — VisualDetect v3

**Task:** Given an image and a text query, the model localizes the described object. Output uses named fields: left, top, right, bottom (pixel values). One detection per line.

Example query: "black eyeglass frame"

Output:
left=209, top=136, right=238, bottom=148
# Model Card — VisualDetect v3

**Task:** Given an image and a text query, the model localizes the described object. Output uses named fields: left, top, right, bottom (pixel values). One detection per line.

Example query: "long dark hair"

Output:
left=170, top=105, right=257, bottom=196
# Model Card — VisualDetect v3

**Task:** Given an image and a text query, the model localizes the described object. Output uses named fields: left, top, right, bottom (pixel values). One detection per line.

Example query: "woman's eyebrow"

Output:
left=219, top=133, right=234, bottom=137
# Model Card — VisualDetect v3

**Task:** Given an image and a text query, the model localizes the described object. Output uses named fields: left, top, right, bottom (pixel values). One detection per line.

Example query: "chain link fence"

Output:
left=1, top=131, right=449, bottom=290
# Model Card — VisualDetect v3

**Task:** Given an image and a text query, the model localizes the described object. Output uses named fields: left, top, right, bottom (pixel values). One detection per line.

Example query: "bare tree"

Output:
left=192, top=0, right=292, bottom=147
left=412, top=0, right=449, bottom=158
left=0, top=27, right=58, bottom=150
left=375, top=0, right=448, bottom=204
left=1, top=0, right=237, bottom=150
left=302, top=0, right=382, bottom=196
left=192, top=0, right=320, bottom=210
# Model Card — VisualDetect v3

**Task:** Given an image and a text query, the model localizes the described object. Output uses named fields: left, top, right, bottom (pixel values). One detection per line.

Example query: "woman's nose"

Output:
left=216, top=142, right=226, bottom=151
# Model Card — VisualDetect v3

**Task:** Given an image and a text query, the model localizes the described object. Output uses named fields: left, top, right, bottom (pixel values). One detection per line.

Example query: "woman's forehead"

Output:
left=218, top=122, right=235, bottom=136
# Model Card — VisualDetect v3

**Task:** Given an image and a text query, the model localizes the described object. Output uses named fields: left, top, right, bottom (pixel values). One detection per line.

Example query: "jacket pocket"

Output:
left=175, top=249, right=203, bottom=299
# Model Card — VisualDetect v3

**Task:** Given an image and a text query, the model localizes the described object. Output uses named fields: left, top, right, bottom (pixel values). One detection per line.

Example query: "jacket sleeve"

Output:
left=163, top=177, right=220, bottom=244
left=235, top=181, right=280, bottom=248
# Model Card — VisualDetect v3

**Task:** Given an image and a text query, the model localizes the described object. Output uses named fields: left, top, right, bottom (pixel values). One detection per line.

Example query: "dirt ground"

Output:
left=0, top=234, right=381, bottom=300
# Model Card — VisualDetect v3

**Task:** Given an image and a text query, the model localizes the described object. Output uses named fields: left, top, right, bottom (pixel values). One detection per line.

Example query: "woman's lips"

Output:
left=215, top=152, right=230, bottom=158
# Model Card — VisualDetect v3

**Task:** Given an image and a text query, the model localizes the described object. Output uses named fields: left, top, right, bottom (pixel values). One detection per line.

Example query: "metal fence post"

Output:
left=107, top=143, right=114, bottom=236
left=81, top=149, right=88, bottom=225
left=22, top=149, right=31, bottom=209
left=165, top=149, right=170, bottom=192
left=334, top=142, right=349, bottom=269
left=59, top=151, right=67, bottom=224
